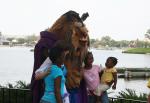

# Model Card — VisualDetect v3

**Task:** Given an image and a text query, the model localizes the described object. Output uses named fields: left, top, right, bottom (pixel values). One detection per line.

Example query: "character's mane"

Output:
left=48, top=10, right=89, bottom=44
left=48, top=11, right=75, bottom=41
left=47, top=10, right=90, bottom=88
left=48, top=10, right=89, bottom=66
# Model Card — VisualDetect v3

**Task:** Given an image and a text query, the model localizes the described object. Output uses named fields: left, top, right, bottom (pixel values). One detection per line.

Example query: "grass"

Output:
left=122, top=48, right=150, bottom=54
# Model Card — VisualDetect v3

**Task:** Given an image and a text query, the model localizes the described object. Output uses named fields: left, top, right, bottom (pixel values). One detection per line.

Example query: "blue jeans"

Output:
left=101, top=91, right=109, bottom=103
left=88, top=95, right=97, bottom=103
left=88, top=91, right=109, bottom=103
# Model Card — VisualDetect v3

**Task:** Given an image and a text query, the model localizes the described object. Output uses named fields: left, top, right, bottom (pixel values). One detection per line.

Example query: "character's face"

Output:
left=71, top=21, right=89, bottom=50
left=48, top=11, right=89, bottom=53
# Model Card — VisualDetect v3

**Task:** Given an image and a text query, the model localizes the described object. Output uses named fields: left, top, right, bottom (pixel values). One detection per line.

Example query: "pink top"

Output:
left=83, top=65, right=101, bottom=90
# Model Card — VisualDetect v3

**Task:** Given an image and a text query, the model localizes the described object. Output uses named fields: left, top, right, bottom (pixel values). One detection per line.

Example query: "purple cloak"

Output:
left=30, top=31, right=58, bottom=103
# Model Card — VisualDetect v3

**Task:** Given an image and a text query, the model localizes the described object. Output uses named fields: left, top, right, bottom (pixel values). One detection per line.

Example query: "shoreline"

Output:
left=122, top=48, right=150, bottom=54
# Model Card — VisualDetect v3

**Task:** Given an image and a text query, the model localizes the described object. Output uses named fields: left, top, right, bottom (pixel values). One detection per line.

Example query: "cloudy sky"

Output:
left=0, top=0, right=150, bottom=40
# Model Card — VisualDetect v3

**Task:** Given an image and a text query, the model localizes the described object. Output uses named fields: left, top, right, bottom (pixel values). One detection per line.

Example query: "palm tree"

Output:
left=0, top=80, right=30, bottom=89
left=117, top=88, right=147, bottom=101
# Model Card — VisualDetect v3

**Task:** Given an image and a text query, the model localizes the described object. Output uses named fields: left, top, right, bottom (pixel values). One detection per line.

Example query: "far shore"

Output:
left=122, top=48, right=150, bottom=54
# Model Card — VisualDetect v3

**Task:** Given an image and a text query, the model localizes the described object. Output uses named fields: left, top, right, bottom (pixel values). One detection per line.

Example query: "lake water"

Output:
left=0, top=47, right=34, bottom=85
left=0, top=47, right=150, bottom=96
left=92, top=49, right=150, bottom=68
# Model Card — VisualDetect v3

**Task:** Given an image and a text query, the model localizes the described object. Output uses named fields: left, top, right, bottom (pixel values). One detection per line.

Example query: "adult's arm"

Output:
left=35, top=68, right=50, bottom=80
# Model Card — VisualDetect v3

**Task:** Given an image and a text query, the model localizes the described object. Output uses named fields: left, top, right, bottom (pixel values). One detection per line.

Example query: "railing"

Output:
left=109, top=97, right=147, bottom=103
left=0, top=88, right=147, bottom=103
left=0, top=88, right=32, bottom=103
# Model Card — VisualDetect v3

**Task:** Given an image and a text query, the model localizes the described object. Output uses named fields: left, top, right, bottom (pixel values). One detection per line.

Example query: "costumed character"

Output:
left=30, top=10, right=89, bottom=103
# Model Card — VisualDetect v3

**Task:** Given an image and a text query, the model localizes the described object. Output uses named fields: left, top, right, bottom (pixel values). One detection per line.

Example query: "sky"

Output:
left=0, top=0, right=150, bottom=40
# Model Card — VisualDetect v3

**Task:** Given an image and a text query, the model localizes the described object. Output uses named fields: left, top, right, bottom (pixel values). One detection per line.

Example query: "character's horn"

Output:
left=64, top=10, right=80, bottom=22
left=81, top=12, right=89, bottom=21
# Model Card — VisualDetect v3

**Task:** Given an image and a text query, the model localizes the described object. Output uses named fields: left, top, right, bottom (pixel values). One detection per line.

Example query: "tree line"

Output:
left=5, top=35, right=150, bottom=48
left=90, top=36, right=150, bottom=48
left=1, top=28, right=150, bottom=48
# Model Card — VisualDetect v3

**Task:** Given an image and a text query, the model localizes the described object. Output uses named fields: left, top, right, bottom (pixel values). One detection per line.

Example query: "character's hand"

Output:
left=66, top=76, right=80, bottom=89
left=72, top=70, right=82, bottom=87
left=46, top=67, right=51, bottom=75
left=66, top=70, right=82, bottom=89
left=35, top=67, right=51, bottom=80
left=66, top=73, right=76, bottom=89
left=112, top=84, right=116, bottom=90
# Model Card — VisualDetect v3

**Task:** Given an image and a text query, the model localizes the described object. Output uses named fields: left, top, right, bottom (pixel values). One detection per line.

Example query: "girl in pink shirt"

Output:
left=83, top=51, right=102, bottom=103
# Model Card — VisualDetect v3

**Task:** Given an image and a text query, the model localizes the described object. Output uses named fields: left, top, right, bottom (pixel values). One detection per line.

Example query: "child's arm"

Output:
left=99, top=70, right=103, bottom=78
left=112, top=72, right=117, bottom=90
left=54, top=76, right=63, bottom=103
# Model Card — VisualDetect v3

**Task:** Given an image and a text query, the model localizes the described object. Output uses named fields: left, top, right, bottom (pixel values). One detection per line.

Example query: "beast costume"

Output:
left=31, top=10, right=89, bottom=103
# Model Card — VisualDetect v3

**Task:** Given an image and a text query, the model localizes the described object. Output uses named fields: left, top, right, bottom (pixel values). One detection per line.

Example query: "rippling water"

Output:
left=0, top=47, right=33, bottom=85
left=92, top=49, right=150, bottom=68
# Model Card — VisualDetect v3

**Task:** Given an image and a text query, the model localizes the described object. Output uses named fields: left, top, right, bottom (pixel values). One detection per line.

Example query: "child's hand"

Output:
left=87, top=90, right=95, bottom=95
left=112, top=84, right=116, bottom=90
left=46, top=67, right=51, bottom=75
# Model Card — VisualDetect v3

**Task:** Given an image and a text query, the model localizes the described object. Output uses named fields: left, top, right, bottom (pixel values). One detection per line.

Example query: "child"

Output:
left=40, top=46, right=69, bottom=103
left=97, top=57, right=118, bottom=96
left=83, top=51, right=102, bottom=103
left=35, top=40, right=70, bottom=80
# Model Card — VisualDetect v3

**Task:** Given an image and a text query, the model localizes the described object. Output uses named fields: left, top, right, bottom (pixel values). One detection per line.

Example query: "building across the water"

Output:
left=0, top=32, right=10, bottom=45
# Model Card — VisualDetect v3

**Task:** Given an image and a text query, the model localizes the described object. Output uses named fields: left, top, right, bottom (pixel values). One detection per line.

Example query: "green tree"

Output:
left=100, top=36, right=112, bottom=46
left=145, top=29, right=150, bottom=39
left=7, top=37, right=15, bottom=42
left=25, top=34, right=38, bottom=45
left=17, top=38, right=26, bottom=44
left=90, top=39, right=96, bottom=45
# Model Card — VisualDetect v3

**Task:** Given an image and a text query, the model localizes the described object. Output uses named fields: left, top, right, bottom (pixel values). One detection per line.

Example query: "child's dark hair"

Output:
left=54, top=40, right=71, bottom=51
left=48, top=46, right=64, bottom=63
left=84, top=51, right=92, bottom=64
left=108, top=57, right=118, bottom=66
